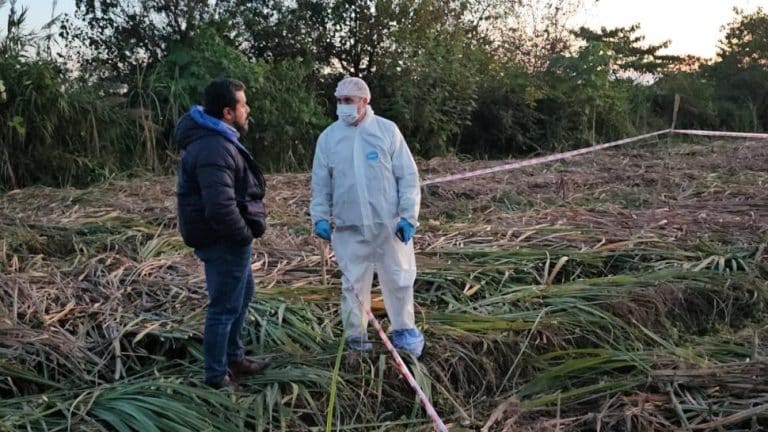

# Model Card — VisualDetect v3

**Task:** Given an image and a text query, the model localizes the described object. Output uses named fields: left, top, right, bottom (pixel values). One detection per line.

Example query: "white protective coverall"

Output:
left=310, top=105, right=422, bottom=351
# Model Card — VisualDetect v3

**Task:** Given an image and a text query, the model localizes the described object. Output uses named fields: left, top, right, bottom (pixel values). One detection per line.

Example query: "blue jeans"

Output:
left=194, top=243, right=254, bottom=383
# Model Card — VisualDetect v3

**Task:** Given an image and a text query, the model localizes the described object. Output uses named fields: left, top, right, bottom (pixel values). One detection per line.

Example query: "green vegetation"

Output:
left=1, top=1, right=767, bottom=188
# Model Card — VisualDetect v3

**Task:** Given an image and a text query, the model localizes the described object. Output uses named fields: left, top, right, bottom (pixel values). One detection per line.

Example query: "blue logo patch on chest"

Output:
left=366, top=151, right=379, bottom=161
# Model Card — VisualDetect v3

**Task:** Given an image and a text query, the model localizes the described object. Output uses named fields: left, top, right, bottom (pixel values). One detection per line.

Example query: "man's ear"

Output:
left=222, top=106, right=234, bottom=122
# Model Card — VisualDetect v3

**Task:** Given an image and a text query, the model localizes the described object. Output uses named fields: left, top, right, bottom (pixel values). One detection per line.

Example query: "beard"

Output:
left=234, top=118, right=249, bottom=135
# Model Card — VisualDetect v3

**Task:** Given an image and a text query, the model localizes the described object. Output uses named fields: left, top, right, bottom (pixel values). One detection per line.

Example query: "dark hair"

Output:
left=203, top=79, right=246, bottom=119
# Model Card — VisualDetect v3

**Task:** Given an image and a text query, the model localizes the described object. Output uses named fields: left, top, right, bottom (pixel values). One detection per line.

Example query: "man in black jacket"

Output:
left=175, top=79, right=270, bottom=390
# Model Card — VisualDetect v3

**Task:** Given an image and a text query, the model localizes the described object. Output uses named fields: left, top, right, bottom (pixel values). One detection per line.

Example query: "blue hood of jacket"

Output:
left=174, top=105, right=252, bottom=157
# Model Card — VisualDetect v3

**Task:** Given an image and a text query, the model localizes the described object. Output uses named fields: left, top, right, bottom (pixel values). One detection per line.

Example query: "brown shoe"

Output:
left=228, top=357, right=272, bottom=379
left=205, top=373, right=241, bottom=392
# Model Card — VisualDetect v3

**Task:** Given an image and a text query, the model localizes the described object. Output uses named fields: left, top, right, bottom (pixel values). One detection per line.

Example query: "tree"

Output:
left=64, top=0, right=237, bottom=78
left=363, top=0, right=487, bottom=156
left=0, top=0, right=139, bottom=188
left=572, top=24, right=679, bottom=76
left=707, top=7, right=768, bottom=131
left=489, top=0, right=586, bottom=72
left=718, top=7, right=768, bottom=68
left=459, top=64, right=545, bottom=156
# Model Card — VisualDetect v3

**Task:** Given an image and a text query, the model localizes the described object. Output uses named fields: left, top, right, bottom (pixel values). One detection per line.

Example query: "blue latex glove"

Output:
left=395, top=218, right=416, bottom=244
left=314, top=220, right=332, bottom=241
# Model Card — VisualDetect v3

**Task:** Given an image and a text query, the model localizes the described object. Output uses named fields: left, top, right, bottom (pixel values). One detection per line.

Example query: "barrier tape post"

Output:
left=354, top=292, right=449, bottom=432
left=669, top=94, right=681, bottom=145
left=671, top=94, right=681, bottom=131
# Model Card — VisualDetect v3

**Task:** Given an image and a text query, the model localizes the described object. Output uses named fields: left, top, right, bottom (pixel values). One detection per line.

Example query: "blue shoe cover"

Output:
left=391, top=328, right=425, bottom=358
left=345, top=335, right=373, bottom=351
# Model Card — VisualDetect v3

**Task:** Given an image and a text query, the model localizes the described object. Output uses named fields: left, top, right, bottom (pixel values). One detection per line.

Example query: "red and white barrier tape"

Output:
left=421, top=128, right=768, bottom=187
left=422, top=129, right=671, bottom=186
left=355, top=292, right=449, bottom=432
left=673, top=129, right=768, bottom=139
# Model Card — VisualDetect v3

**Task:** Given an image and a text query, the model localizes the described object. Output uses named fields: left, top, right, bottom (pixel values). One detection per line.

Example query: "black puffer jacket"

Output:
left=175, top=111, right=267, bottom=248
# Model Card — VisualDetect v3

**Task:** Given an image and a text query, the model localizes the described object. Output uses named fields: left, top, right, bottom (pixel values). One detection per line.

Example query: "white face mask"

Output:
left=336, top=104, right=360, bottom=124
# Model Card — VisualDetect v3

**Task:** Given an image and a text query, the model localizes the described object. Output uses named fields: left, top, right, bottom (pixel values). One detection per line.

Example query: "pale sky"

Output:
left=3, top=0, right=766, bottom=59
left=573, top=0, right=764, bottom=58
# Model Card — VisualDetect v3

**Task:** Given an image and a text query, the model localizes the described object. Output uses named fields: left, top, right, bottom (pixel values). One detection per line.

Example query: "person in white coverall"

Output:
left=310, top=77, right=425, bottom=358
